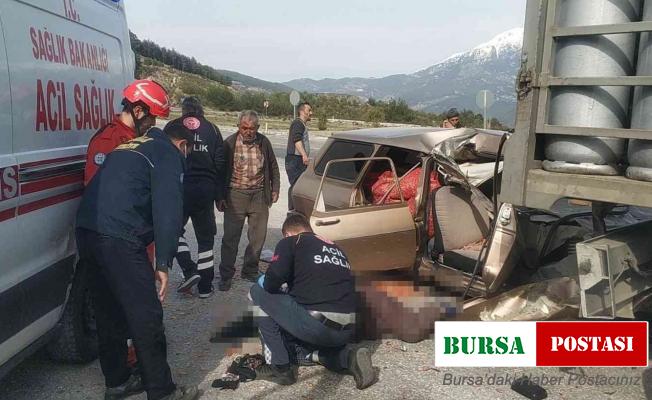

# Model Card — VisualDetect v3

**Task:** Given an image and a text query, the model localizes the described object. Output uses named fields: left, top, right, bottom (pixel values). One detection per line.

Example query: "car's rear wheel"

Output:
left=46, top=261, right=98, bottom=363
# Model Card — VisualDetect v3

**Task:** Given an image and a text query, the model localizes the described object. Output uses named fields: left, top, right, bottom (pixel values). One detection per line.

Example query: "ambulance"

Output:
left=0, top=0, right=134, bottom=377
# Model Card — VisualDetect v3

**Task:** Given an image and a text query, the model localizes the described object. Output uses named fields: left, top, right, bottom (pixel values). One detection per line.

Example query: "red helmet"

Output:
left=123, top=79, right=170, bottom=118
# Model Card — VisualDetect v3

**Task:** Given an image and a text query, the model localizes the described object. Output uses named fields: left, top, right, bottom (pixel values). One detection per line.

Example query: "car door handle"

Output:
left=315, top=218, right=340, bottom=226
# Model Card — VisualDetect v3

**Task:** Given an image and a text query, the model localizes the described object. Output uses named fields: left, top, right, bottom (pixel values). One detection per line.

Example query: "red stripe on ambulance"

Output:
left=20, top=171, right=83, bottom=195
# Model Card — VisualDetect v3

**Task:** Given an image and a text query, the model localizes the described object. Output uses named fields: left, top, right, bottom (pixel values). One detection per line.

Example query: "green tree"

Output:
left=179, top=79, right=207, bottom=98
left=237, top=91, right=267, bottom=112
left=383, top=99, right=414, bottom=123
left=206, top=85, right=236, bottom=110
left=317, top=112, right=328, bottom=131
left=129, top=31, right=231, bottom=86
left=366, top=108, right=385, bottom=127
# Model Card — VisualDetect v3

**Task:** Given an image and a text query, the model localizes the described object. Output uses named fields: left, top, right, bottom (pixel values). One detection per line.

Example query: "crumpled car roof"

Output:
left=332, top=126, right=507, bottom=154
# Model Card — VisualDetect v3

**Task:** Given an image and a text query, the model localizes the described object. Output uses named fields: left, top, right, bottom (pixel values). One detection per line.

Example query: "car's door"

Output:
left=292, top=139, right=375, bottom=216
left=310, top=157, right=417, bottom=272
left=482, top=202, right=518, bottom=294
left=429, top=149, right=519, bottom=294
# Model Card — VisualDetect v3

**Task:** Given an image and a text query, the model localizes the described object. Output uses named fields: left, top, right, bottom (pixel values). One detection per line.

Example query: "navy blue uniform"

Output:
left=250, top=232, right=356, bottom=370
left=167, top=113, right=226, bottom=200
left=166, top=114, right=226, bottom=294
left=76, top=127, right=184, bottom=399
left=264, top=233, right=356, bottom=313
left=77, top=127, right=185, bottom=271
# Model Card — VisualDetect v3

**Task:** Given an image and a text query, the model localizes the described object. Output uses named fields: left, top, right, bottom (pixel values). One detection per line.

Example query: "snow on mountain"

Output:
left=285, top=28, right=524, bottom=124
left=434, top=28, right=522, bottom=68
left=472, top=27, right=523, bottom=58
left=413, top=28, right=523, bottom=82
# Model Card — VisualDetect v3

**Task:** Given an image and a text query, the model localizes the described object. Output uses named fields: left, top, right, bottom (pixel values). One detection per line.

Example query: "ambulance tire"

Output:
left=47, top=261, right=98, bottom=363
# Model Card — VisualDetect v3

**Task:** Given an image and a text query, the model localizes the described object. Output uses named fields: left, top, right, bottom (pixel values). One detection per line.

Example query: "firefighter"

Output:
left=249, top=214, right=376, bottom=390
left=169, top=97, right=226, bottom=297
left=83, top=79, right=171, bottom=371
left=76, top=122, right=199, bottom=400
left=84, top=79, right=171, bottom=186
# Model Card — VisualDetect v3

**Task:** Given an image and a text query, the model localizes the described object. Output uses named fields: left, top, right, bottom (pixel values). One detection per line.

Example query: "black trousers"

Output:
left=76, top=228, right=175, bottom=400
left=249, top=284, right=351, bottom=372
left=285, top=155, right=307, bottom=211
left=175, top=182, right=217, bottom=291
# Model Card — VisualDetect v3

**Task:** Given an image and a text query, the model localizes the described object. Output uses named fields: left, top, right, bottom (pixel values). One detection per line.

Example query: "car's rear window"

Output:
left=315, top=141, right=374, bottom=182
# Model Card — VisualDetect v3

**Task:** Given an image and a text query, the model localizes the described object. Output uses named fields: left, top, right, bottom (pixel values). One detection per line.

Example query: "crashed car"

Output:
left=292, top=127, right=516, bottom=291
left=290, top=127, right=614, bottom=341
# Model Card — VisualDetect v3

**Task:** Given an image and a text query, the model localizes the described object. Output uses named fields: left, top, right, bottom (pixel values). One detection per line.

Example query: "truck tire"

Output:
left=46, top=261, right=98, bottom=363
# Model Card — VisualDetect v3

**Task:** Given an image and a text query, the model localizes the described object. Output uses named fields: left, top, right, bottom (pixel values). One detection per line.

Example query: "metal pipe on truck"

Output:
left=629, top=1, right=652, bottom=182
left=544, top=0, right=640, bottom=176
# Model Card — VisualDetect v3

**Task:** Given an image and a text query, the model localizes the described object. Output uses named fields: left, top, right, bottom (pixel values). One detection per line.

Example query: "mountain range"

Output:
left=283, top=28, right=524, bottom=124
left=216, top=69, right=292, bottom=93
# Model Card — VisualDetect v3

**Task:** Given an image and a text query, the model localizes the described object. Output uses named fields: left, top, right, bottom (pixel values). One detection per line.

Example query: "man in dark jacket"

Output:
left=169, top=97, right=226, bottom=298
left=76, top=123, right=199, bottom=400
left=250, top=214, right=376, bottom=390
left=218, top=110, right=280, bottom=291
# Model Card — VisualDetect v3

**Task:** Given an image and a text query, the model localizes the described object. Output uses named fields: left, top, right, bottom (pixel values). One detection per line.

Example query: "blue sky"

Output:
left=125, top=0, right=526, bottom=82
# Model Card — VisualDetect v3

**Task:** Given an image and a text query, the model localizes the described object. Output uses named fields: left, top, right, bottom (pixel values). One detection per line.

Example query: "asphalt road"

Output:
left=0, top=129, right=648, bottom=400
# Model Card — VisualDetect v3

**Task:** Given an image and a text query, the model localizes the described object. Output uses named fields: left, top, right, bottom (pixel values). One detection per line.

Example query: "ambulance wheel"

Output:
left=47, top=261, right=98, bottom=363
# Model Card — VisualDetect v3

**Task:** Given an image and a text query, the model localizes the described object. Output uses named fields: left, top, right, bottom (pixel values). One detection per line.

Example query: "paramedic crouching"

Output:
left=249, top=214, right=376, bottom=389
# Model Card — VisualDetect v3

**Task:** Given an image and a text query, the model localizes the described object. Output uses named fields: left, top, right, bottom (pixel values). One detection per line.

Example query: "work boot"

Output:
left=198, top=285, right=214, bottom=299
left=347, top=347, right=376, bottom=390
left=254, top=363, right=297, bottom=385
left=104, top=374, right=144, bottom=400
left=160, top=386, right=200, bottom=400
left=218, top=278, right=232, bottom=292
left=177, top=273, right=201, bottom=293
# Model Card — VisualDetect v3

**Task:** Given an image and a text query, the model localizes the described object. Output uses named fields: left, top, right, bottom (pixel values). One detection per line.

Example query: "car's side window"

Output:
left=314, top=157, right=404, bottom=212
left=314, top=141, right=374, bottom=182
left=356, top=159, right=405, bottom=207
left=375, top=146, right=422, bottom=176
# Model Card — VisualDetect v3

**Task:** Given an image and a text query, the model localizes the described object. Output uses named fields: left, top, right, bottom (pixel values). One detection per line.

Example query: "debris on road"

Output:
left=511, top=375, right=548, bottom=400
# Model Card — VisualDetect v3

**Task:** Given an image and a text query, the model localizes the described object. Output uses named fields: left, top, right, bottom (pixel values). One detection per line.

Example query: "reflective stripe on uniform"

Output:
left=197, top=250, right=214, bottom=270
left=198, top=250, right=213, bottom=259
left=197, top=260, right=213, bottom=270
left=177, top=236, right=189, bottom=253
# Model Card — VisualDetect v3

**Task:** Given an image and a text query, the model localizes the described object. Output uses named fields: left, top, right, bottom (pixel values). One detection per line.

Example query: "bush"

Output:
left=366, top=108, right=385, bottom=127
left=237, top=91, right=267, bottom=112
left=206, top=85, right=236, bottom=110
left=383, top=99, right=414, bottom=123
left=179, top=79, right=207, bottom=98
left=317, top=113, right=327, bottom=131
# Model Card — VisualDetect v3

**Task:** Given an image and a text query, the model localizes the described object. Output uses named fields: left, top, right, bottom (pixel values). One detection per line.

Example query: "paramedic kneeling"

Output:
left=249, top=214, right=376, bottom=389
